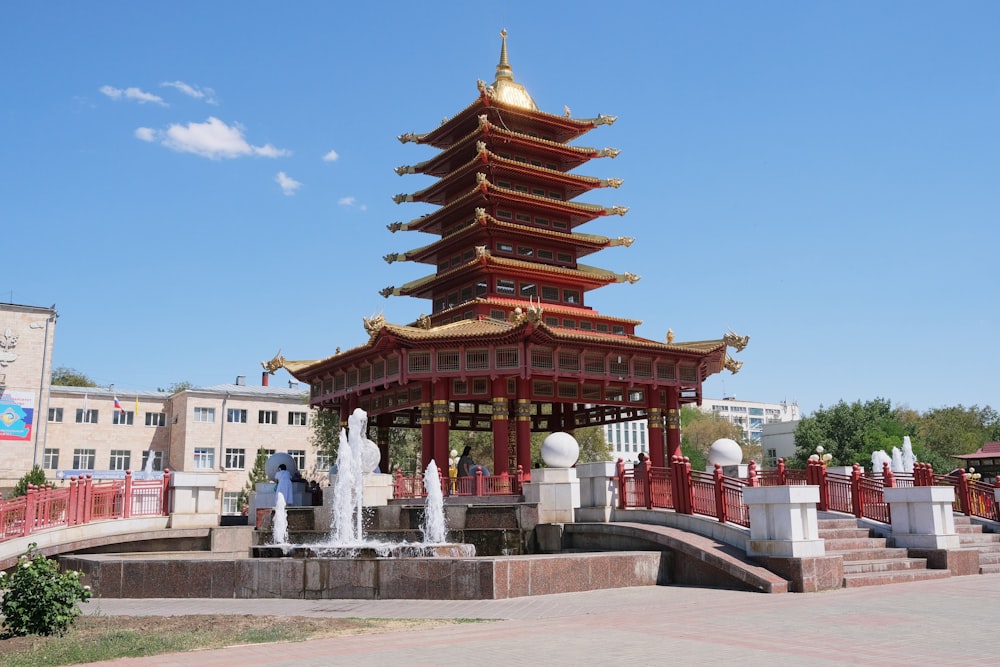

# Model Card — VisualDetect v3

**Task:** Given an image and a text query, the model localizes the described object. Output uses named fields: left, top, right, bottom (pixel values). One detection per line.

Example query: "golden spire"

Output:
left=496, top=29, right=513, bottom=81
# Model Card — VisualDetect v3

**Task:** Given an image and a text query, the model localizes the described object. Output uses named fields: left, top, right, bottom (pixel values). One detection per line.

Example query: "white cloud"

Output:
left=159, top=117, right=291, bottom=160
left=161, top=80, right=218, bottom=105
left=338, top=196, right=355, bottom=206
left=134, top=127, right=156, bottom=142
left=322, top=149, right=339, bottom=162
left=275, top=172, right=302, bottom=196
left=100, top=85, right=166, bottom=106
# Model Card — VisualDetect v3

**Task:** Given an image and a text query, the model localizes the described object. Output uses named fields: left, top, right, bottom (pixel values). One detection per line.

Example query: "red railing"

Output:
left=0, top=470, right=170, bottom=544
left=393, top=467, right=523, bottom=499
left=927, top=466, right=1000, bottom=521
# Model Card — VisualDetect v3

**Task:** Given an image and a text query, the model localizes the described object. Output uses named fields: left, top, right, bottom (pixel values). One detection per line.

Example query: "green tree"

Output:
left=50, top=367, right=96, bottom=387
left=792, top=398, right=898, bottom=467
left=9, top=465, right=47, bottom=498
left=157, top=381, right=194, bottom=393
left=310, top=409, right=341, bottom=462
left=680, top=406, right=745, bottom=461
left=240, top=449, right=271, bottom=511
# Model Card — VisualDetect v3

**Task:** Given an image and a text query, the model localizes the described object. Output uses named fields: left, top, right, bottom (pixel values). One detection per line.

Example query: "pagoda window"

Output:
left=497, top=242, right=514, bottom=254
left=462, top=249, right=474, bottom=261
left=544, top=316, right=558, bottom=326
left=434, top=298, right=446, bottom=313
left=497, top=279, right=515, bottom=294
left=612, top=325, right=626, bottom=335
left=541, top=286, right=559, bottom=301
left=531, top=347, right=554, bottom=370
left=584, top=354, right=605, bottom=374
left=490, top=309, right=506, bottom=320
left=532, top=188, right=545, bottom=196
left=520, top=283, right=537, bottom=297
left=549, top=192, right=563, bottom=200
left=347, top=370, right=358, bottom=388
left=466, top=349, right=489, bottom=371
left=360, top=365, right=371, bottom=384
left=495, top=347, right=520, bottom=370
left=472, top=378, right=489, bottom=395
left=497, top=180, right=512, bottom=188
left=498, top=152, right=511, bottom=159
left=334, top=375, right=345, bottom=391
left=579, top=321, right=593, bottom=331
left=450, top=255, right=461, bottom=267
left=448, top=292, right=459, bottom=308
left=634, top=358, right=653, bottom=378
left=606, top=387, right=624, bottom=402
left=535, top=217, right=549, bottom=227
left=557, top=252, right=574, bottom=264
left=679, top=363, right=698, bottom=382
left=563, top=289, right=580, bottom=304
left=388, top=355, right=400, bottom=375
left=497, top=209, right=513, bottom=219
left=558, top=383, right=578, bottom=399
left=552, top=220, right=568, bottom=230
left=323, top=378, right=334, bottom=394
left=533, top=380, right=554, bottom=397
left=465, top=311, right=474, bottom=319
left=461, top=286, right=473, bottom=301
left=373, top=361, right=385, bottom=380
left=546, top=163, right=558, bottom=170
left=596, top=323, right=609, bottom=333
left=582, top=384, right=602, bottom=401
left=311, top=382, right=320, bottom=398
left=452, top=380, right=468, bottom=396
left=409, top=387, right=422, bottom=402
left=514, top=184, right=528, bottom=193
left=530, top=160, right=542, bottom=167
left=438, top=262, right=449, bottom=272
left=558, top=351, right=580, bottom=372
left=630, top=390, right=645, bottom=403
left=538, top=249, right=554, bottom=261
left=517, top=246, right=533, bottom=257
left=507, top=378, right=517, bottom=394
left=515, top=213, right=531, bottom=223
left=562, top=319, right=576, bottom=329
left=475, top=281, right=488, bottom=296
left=409, top=352, right=431, bottom=374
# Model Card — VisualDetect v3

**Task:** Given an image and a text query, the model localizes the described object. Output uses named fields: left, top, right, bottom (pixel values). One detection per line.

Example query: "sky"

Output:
left=2, top=2, right=997, bottom=417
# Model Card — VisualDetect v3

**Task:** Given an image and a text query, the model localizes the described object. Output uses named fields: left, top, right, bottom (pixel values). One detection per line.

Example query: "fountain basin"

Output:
left=252, top=543, right=475, bottom=559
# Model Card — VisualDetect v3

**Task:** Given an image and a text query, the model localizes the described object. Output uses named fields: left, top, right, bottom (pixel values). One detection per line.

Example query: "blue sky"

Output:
left=2, top=2, right=997, bottom=416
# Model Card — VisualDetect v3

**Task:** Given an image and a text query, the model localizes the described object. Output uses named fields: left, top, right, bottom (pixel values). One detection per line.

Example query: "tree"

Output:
left=50, top=367, right=96, bottom=387
left=680, top=406, right=745, bottom=460
left=240, top=448, right=271, bottom=511
left=157, top=381, right=194, bottom=394
left=792, top=398, right=898, bottom=467
left=310, top=409, right=341, bottom=462
left=916, top=405, right=1000, bottom=472
left=9, top=465, right=47, bottom=498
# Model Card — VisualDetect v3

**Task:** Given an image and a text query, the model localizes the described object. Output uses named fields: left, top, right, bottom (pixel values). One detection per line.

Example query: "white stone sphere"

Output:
left=541, top=432, right=580, bottom=468
left=265, top=452, right=298, bottom=480
left=361, top=437, right=382, bottom=472
left=707, top=438, right=743, bottom=466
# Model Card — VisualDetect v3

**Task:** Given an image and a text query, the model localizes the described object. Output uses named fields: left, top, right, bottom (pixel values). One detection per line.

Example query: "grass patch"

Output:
left=0, top=614, right=487, bottom=667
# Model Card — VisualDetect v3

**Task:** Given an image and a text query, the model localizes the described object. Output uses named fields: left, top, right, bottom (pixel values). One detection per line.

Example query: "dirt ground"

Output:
left=1, top=614, right=455, bottom=655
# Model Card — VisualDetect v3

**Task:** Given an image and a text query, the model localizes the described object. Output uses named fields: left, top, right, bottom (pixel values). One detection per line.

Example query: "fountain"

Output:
left=871, top=437, right=917, bottom=475
left=421, top=460, right=447, bottom=544
left=271, top=492, right=289, bottom=546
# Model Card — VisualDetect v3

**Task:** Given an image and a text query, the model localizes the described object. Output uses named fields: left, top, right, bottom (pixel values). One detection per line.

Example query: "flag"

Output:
left=135, top=395, right=140, bottom=416
left=113, top=396, right=126, bottom=414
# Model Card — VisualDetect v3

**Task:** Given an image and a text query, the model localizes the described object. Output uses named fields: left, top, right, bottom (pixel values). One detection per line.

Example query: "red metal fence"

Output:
left=0, top=471, right=170, bottom=543
left=617, top=457, right=1000, bottom=527
left=393, top=467, right=524, bottom=500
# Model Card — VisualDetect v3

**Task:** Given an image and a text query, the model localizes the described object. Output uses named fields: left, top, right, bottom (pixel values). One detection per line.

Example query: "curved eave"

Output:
left=470, top=296, right=642, bottom=325
left=531, top=326, right=728, bottom=357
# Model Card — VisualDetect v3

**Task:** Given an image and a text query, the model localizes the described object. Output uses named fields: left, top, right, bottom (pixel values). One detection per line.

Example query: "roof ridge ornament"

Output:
left=496, top=28, right=513, bottom=82
left=597, top=147, right=621, bottom=159
left=394, top=165, right=415, bottom=175
left=605, top=205, right=629, bottom=216
left=723, top=328, right=750, bottom=352
left=386, top=221, right=408, bottom=233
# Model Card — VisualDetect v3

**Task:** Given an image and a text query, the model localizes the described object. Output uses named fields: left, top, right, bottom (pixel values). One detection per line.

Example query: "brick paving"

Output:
left=84, top=575, right=999, bottom=666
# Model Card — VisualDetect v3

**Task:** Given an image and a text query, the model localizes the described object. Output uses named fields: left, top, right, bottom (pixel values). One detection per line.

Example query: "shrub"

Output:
left=0, top=542, right=92, bottom=636
left=9, top=464, right=47, bottom=499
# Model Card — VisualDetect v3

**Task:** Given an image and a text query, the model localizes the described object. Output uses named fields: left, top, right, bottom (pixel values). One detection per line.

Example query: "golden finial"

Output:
left=667, top=329, right=675, bottom=344
left=496, top=29, right=512, bottom=81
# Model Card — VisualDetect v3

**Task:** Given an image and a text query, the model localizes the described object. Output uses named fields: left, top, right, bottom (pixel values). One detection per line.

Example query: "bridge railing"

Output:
left=393, top=467, right=523, bottom=499
left=616, top=457, right=1000, bottom=527
left=0, top=470, right=171, bottom=544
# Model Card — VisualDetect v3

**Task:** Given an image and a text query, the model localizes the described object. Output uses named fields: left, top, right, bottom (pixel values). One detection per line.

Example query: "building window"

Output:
left=109, top=450, right=131, bottom=471
left=563, top=289, right=580, bottom=304
left=145, top=412, right=166, bottom=427
left=43, top=448, right=59, bottom=469
left=222, top=491, right=242, bottom=515
left=113, top=411, right=134, bottom=425
left=496, top=279, right=515, bottom=295
left=227, top=408, right=247, bottom=423
left=258, top=410, right=278, bottom=425
left=73, top=449, right=96, bottom=470
left=765, top=448, right=778, bottom=467
left=225, top=448, right=246, bottom=469
left=75, top=409, right=99, bottom=424
left=48, top=408, right=63, bottom=423
left=541, top=286, right=559, bottom=301
left=496, top=242, right=514, bottom=254
left=194, top=448, right=215, bottom=469
left=289, top=450, right=306, bottom=470
left=258, top=448, right=276, bottom=459
left=520, top=283, right=537, bottom=297
left=141, top=451, right=163, bottom=472
left=288, top=411, right=308, bottom=426
left=194, top=407, right=215, bottom=423
left=316, top=452, right=333, bottom=471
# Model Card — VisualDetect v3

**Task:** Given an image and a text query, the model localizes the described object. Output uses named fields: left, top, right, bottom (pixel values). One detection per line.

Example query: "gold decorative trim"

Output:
left=666, top=409, right=681, bottom=429
left=647, top=407, right=663, bottom=430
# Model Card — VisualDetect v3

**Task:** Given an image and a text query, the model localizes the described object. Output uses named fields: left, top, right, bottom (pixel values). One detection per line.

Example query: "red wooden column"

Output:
left=432, top=380, right=450, bottom=475
left=376, top=413, right=391, bottom=473
left=420, top=381, right=433, bottom=472
left=515, top=377, right=532, bottom=479
left=647, top=390, right=666, bottom=468
left=665, top=387, right=682, bottom=461
left=491, top=378, right=510, bottom=476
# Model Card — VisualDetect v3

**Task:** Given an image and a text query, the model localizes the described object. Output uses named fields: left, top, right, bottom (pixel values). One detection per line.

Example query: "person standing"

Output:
left=274, top=463, right=293, bottom=505
left=457, top=446, right=474, bottom=478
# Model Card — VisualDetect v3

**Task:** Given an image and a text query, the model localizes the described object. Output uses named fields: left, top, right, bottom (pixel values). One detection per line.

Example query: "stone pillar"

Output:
left=491, top=380, right=509, bottom=476
left=665, top=388, right=681, bottom=461
left=523, top=467, right=580, bottom=524
left=575, top=461, right=618, bottom=522
left=168, top=471, right=221, bottom=528
left=744, top=485, right=825, bottom=557
left=884, top=486, right=960, bottom=549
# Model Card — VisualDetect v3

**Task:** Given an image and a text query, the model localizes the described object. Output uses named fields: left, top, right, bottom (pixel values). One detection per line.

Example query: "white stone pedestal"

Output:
left=885, top=486, right=960, bottom=549
left=168, top=471, right=220, bottom=528
left=523, top=467, right=580, bottom=524
left=575, top=461, right=618, bottom=522
left=362, top=473, right=393, bottom=506
left=744, top=485, right=825, bottom=557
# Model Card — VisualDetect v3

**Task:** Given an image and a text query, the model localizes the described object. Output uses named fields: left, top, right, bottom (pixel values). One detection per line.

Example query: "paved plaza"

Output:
left=84, top=575, right=997, bottom=666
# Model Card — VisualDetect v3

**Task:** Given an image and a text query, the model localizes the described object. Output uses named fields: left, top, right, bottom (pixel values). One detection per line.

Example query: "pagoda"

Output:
left=283, top=31, right=748, bottom=477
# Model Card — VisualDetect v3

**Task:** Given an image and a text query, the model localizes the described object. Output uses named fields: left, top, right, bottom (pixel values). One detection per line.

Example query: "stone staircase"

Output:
left=954, top=516, right=1000, bottom=574
left=818, top=517, right=951, bottom=588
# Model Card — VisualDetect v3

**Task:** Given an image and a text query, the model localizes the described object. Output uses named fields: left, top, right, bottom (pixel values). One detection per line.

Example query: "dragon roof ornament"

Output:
left=597, top=148, right=621, bottom=159
left=605, top=205, right=629, bottom=216
left=394, top=165, right=416, bottom=175
left=261, top=350, right=286, bottom=374
left=723, top=328, right=750, bottom=352
left=386, top=221, right=408, bottom=233
left=724, top=355, right=743, bottom=375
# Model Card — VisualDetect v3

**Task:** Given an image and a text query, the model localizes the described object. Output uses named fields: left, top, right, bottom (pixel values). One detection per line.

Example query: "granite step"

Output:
left=828, top=546, right=911, bottom=562
left=843, top=558, right=932, bottom=574
left=817, top=528, right=872, bottom=540
left=823, top=537, right=890, bottom=551
left=842, top=568, right=952, bottom=588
